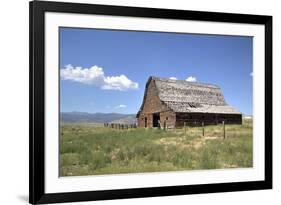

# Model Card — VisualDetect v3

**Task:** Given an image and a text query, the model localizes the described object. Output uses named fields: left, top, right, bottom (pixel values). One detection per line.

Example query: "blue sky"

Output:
left=60, top=27, right=253, bottom=115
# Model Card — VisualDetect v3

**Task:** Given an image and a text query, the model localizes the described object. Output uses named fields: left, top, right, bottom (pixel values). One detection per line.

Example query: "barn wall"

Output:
left=141, top=80, right=168, bottom=113
left=137, top=80, right=172, bottom=128
left=138, top=111, right=176, bottom=128
left=160, top=111, right=176, bottom=128
left=217, top=114, right=242, bottom=124
left=137, top=114, right=153, bottom=128
left=175, top=113, right=242, bottom=127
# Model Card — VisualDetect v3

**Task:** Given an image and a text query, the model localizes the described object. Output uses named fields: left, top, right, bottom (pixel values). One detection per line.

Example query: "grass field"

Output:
left=60, top=119, right=253, bottom=176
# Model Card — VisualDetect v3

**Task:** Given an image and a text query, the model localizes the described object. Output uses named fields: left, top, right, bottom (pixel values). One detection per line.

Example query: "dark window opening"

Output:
left=144, top=117, right=147, bottom=128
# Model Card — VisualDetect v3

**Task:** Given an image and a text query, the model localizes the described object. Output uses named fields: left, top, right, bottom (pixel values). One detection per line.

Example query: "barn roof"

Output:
left=137, top=76, right=241, bottom=115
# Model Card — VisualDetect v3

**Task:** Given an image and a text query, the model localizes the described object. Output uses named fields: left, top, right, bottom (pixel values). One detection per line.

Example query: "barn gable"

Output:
left=136, top=78, right=175, bottom=128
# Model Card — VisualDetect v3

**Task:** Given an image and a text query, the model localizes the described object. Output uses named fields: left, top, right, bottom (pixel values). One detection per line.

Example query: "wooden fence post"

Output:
left=202, top=121, right=204, bottom=136
left=184, top=122, right=186, bottom=135
left=223, top=121, right=225, bottom=139
left=164, top=121, right=166, bottom=131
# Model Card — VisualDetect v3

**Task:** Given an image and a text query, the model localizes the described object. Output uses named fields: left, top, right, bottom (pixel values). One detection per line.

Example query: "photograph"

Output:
left=59, top=27, right=253, bottom=177
left=29, top=1, right=272, bottom=203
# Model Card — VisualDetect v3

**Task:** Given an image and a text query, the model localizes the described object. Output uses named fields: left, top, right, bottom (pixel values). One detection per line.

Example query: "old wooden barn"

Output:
left=136, top=76, right=242, bottom=128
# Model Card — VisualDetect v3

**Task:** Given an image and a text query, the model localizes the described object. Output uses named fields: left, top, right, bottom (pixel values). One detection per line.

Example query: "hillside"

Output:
left=110, top=115, right=137, bottom=124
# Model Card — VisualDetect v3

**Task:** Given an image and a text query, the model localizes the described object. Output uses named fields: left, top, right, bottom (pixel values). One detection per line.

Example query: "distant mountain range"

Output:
left=110, top=115, right=137, bottom=124
left=60, top=112, right=137, bottom=124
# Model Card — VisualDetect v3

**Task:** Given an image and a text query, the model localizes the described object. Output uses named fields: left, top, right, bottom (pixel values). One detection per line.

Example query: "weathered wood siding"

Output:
left=137, top=80, right=174, bottom=128
left=160, top=111, right=176, bottom=128
left=175, top=113, right=242, bottom=127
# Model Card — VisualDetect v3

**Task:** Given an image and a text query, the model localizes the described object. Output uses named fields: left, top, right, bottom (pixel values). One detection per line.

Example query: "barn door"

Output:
left=153, top=113, right=160, bottom=127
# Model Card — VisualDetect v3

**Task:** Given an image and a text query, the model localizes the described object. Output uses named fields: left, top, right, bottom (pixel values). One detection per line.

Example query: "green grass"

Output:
left=60, top=119, right=253, bottom=176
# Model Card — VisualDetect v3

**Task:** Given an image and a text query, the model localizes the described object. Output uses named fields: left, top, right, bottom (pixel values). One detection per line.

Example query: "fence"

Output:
left=182, top=120, right=227, bottom=139
left=104, top=123, right=137, bottom=130
left=156, top=119, right=228, bottom=139
left=105, top=120, right=228, bottom=139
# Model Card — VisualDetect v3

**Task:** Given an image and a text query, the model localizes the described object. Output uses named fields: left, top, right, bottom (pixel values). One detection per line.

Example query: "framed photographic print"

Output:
left=29, top=0, right=272, bottom=204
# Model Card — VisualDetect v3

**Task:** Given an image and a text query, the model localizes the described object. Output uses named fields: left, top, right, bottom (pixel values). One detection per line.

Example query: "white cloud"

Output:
left=103, top=75, right=138, bottom=91
left=114, top=104, right=127, bottom=109
left=169, top=77, right=177, bottom=80
left=185, top=76, right=197, bottom=82
left=250, top=72, right=253, bottom=77
left=60, top=64, right=139, bottom=91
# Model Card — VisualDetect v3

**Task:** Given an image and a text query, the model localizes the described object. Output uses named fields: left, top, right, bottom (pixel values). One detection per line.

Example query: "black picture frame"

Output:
left=29, top=0, right=272, bottom=204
